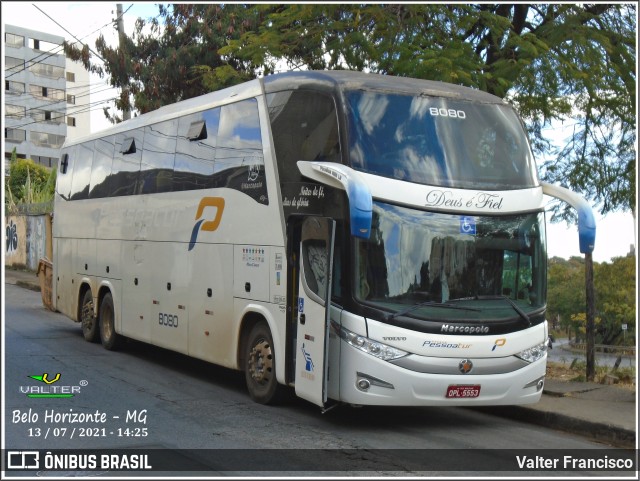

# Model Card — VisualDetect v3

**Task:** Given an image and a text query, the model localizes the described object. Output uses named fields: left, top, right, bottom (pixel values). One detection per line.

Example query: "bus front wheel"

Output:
left=99, top=292, right=122, bottom=350
left=80, top=289, right=99, bottom=342
left=244, top=322, right=281, bottom=404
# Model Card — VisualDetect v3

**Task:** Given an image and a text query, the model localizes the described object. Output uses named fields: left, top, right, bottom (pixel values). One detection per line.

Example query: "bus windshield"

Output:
left=354, top=202, right=547, bottom=322
left=345, top=90, right=538, bottom=190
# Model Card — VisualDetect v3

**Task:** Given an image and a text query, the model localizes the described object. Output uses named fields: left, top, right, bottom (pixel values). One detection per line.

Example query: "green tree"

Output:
left=593, top=255, right=636, bottom=345
left=64, top=4, right=264, bottom=122
left=547, top=255, right=636, bottom=346
left=6, top=159, right=52, bottom=202
left=547, top=256, right=586, bottom=340
left=65, top=3, right=636, bottom=217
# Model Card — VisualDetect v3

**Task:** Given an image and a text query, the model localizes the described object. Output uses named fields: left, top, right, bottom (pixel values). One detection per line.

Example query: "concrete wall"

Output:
left=5, top=213, right=52, bottom=271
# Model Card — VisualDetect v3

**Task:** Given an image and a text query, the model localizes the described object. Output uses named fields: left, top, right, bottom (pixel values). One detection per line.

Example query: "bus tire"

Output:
left=80, top=288, right=99, bottom=342
left=244, top=322, right=281, bottom=404
left=99, top=292, right=122, bottom=351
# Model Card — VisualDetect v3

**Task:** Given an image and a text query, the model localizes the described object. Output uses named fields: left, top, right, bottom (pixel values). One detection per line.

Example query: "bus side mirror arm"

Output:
left=541, top=182, right=596, bottom=254
left=297, top=161, right=372, bottom=239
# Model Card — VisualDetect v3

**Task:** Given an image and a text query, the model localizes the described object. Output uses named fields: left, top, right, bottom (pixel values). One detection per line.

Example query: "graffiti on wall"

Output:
left=6, top=219, right=19, bottom=254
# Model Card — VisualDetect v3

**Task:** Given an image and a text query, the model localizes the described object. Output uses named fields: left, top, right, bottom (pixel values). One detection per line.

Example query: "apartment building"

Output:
left=4, top=24, right=91, bottom=169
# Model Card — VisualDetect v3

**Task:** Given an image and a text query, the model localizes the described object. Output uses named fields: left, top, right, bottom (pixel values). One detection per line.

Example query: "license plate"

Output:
left=446, top=385, right=481, bottom=398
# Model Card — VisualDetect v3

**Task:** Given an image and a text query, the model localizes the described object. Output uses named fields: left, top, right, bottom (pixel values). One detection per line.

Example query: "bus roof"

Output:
left=262, top=70, right=506, bottom=105
left=63, top=70, right=506, bottom=148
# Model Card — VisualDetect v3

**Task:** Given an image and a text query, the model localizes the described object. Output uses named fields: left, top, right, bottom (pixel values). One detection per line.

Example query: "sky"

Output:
left=3, top=2, right=637, bottom=264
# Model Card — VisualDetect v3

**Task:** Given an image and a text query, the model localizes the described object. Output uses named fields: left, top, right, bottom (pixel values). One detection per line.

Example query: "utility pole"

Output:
left=585, top=252, right=596, bottom=381
left=116, top=3, right=131, bottom=121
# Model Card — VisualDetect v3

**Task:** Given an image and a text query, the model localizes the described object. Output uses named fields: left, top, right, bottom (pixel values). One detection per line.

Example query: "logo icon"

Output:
left=458, top=359, right=473, bottom=374
left=460, top=216, right=476, bottom=235
left=21, top=372, right=85, bottom=398
left=29, top=373, right=61, bottom=384
left=492, top=338, right=506, bottom=351
left=301, top=344, right=314, bottom=372
left=7, top=451, right=40, bottom=469
left=188, top=197, right=225, bottom=251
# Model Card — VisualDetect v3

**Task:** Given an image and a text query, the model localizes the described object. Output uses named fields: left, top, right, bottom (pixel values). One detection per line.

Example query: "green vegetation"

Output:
left=547, top=255, right=636, bottom=346
left=5, top=155, right=56, bottom=211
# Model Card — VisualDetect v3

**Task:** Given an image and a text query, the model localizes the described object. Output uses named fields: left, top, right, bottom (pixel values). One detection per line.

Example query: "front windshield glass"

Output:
left=346, top=91, right=538, bottom=190
left=354, top=202, right=547, bottom=322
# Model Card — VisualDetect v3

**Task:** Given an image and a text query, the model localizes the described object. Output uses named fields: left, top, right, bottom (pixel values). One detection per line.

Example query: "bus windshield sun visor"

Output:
left=297, top=161, right=372, bottom=239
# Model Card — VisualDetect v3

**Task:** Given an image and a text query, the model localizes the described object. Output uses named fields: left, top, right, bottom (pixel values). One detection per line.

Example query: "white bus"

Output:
left=52, top=70, right=595, bottom=408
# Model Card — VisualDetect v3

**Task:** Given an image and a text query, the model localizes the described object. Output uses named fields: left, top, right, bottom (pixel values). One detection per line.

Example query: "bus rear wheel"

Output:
left=99, top=292, right=122, bottom=350
left=80, top=289, right=99, bottom=342
left=244, top=322, right=281, bottom=404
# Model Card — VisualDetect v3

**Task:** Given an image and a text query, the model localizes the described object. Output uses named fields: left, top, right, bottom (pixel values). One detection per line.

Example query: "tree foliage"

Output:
left=5, top=158, right=57, bottom=208
left=65, top=3, right=636, bottom=217
left=547, top=255, right=636, bottom=345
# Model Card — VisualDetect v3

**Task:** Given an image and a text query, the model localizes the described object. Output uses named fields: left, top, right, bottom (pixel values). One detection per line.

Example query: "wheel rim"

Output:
left=248, top=338, right=273, bottom=385
left=81, top=296, right=94, bottom=332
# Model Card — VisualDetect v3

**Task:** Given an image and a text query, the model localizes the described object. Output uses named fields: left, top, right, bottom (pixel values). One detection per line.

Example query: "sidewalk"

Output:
left=4, top=267, right=637, bottom=448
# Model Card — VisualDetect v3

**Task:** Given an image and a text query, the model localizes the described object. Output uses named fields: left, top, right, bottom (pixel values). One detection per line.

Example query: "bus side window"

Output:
left=69, top=141, right=93, bottom=200
left=89, top=136, right=115, bottom=199
left=267, top=90, right=341, bottom=184
left=109, top=131, right=143, bottom=197
left=215, top=99, right=267, bottom=204
left=139, top=120, right=177, bottom=195
left=174, top=108, right=220, bottom=192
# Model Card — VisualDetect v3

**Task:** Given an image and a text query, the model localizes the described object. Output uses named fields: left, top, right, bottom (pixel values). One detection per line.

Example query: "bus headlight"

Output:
left=338, top=325, right=409, bottom=361
left=515, top=341, right=547, bottom=363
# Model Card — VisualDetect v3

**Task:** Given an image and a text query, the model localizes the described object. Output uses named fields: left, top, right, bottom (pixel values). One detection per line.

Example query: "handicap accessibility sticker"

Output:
left=460, top=216, right=476, bottom=235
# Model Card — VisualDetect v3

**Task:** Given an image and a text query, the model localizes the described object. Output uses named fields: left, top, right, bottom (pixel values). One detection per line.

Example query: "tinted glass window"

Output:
left=69, top=141, right=93, bottom=200
left=174, top=109, right=220, bottom=191
left=267, top=90, right=340, bottom=183
left=346, top=91, right=537, bottom=190
left=215, top=99, right=267, bottom=204
left=108, top=131, right=143, bottom=197
left=89, top=136, right=114, bottom=198
left=139, top=120, right=177, bottom=194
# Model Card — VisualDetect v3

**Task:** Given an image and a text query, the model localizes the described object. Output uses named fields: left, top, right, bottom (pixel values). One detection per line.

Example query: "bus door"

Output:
left=295, top=217, right=335, bottom=407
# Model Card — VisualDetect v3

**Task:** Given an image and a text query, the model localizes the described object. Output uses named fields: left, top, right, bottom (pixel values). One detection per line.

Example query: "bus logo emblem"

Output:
left=458, top=359, right=473, bottom=374
left=188, top=197, right=225, bottom=251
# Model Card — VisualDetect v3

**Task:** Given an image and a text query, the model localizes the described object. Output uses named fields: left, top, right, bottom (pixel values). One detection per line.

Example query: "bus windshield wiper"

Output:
left=472, top=295, right=531, bottom=327
left=386, top=300, right=480, bottom=321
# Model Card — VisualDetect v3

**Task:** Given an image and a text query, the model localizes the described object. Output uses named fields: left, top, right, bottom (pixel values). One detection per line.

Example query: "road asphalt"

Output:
left=3, top=267, right=637, bottom=449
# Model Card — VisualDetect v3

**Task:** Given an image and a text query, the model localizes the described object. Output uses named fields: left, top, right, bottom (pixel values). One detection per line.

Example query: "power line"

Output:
left=31, top=4, right=106, bottom=63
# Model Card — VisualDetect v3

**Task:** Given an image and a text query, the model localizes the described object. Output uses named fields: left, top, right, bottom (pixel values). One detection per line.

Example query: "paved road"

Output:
left=3, top=284, right=632, bottom=477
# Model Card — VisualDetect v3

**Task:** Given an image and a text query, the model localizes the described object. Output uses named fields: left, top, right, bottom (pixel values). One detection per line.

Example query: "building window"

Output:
left=32, top=109, right=65, bottom=124
left=66, top=71, right=75, bottom=82
left=6, top=104, right=26, bottom=119
left=5, top=33, right=25, bottom=48
left=5, top=128, right=26, bottom=143
left=29, top=38, right=59, bottom=52
left=30, top=62, right=65, bottom=79
left=32, top=156, right=57, bottom=168
left=67, top=94, right=76, bottom=104
left=67, top=116, right=76, bottom=127
left=6, top=80, right=25, bottom=94
left=30, top=131, right=65, bottom=148
left=29, top=84, right=65, bottom=100
left=5, top=56, right=24, bottom=73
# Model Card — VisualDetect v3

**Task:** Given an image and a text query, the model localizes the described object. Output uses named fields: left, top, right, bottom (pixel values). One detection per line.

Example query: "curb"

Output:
left=476, top=404, right=636, bottom=449
left=16, top=280, right=41, bottom=292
